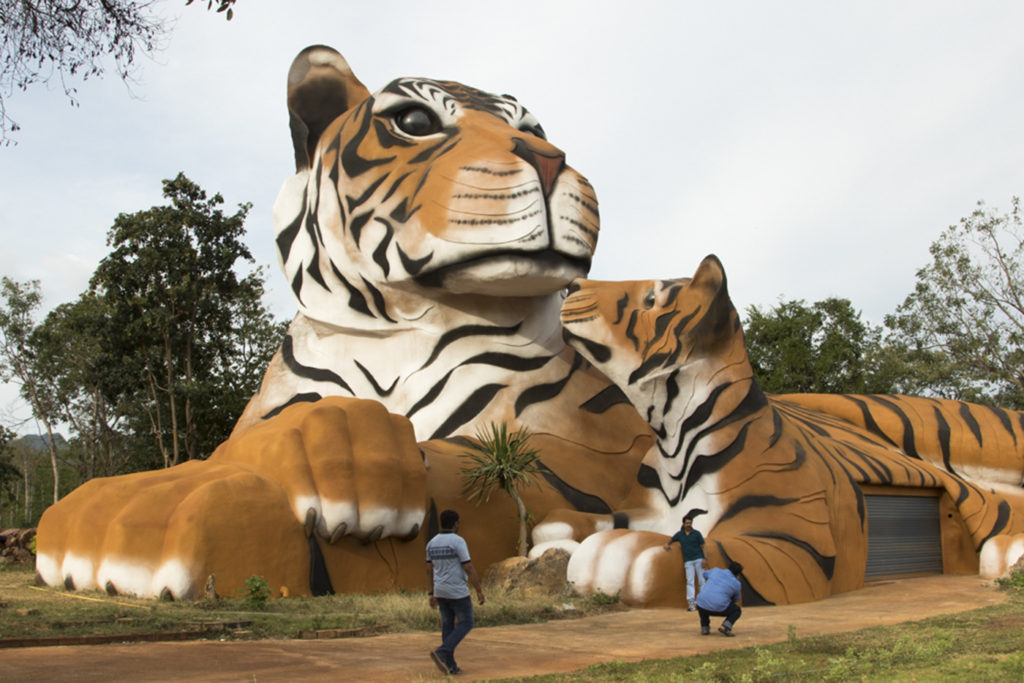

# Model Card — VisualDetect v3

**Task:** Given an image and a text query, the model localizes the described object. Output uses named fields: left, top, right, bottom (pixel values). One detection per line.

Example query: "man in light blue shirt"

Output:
left=695, top=561, right=744, bottom=636
left=426, top=509, right=485, bottom=675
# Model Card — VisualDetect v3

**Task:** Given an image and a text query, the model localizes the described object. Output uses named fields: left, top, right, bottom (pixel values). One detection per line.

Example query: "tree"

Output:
left=30, top=293, right=132, bottom=479
left=89, top=172, right=283, bottom=467
left=0, top=0, right=236, bottom=142
left=0, top=424, right=21, bottom=525
left=0, top=277, right=63, bottom=503
left=885, top=198, right=1024, bottom=408
left=744, top=297, right=891, bottom=395
left=460, top=422, right=543, bottom=557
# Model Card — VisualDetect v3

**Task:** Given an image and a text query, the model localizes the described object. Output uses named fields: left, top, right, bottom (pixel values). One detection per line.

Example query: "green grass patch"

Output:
left=488, top=588, right=1024, bottom=682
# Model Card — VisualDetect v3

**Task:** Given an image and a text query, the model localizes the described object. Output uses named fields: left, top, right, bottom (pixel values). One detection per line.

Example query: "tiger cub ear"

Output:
left=287, top=45, right=372, bottom=172
left=690, top=254, right=726, bottom=293
left=689, top=254, right=738, bottom=353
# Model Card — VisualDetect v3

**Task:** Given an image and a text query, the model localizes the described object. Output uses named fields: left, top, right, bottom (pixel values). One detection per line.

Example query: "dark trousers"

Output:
left=698, top=602, right=742, bottom=629
left=436, top=595, right=474, bottom=666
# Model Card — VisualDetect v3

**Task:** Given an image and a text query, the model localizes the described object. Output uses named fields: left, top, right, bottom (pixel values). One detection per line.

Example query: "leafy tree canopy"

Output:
left=885, top=197, right=1024, bottom=408
left=744, top=297, right=889, bottom=395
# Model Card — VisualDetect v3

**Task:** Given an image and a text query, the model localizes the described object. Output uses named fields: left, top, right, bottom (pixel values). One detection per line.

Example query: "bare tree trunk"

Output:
left=164, top=331, right=180, bottom=467
left=514, top=492, right=529, bottom=557
left=184, top=328, right=196, bottom=460
left=21, top=450, right=29, bottom=524
left=146, top=369, right=170, bottom=468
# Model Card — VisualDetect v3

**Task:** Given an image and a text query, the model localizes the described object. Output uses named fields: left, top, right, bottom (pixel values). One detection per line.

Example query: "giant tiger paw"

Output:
left=36, top=397, right=427, bottom=599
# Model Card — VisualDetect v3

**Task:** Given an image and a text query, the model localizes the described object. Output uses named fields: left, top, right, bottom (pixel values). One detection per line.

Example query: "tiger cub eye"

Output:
left=395, top=107, right=440, bottom=136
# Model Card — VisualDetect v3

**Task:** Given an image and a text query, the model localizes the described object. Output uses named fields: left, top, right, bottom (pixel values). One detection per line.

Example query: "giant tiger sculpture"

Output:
left=36, top=46, right=1024, bottom=606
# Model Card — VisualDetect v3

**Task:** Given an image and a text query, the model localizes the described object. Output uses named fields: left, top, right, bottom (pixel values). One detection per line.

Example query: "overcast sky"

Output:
left=2, top=1, right=1023, bottom=425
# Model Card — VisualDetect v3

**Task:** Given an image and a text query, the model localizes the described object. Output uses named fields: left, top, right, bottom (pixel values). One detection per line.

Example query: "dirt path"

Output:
left=0, top=575, right=1006, bottom=682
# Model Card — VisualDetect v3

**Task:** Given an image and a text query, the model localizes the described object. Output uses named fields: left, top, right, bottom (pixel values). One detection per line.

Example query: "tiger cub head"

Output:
left=560, top=255, right=759, bottom=438
left=276, top=45, right=600, bottom=328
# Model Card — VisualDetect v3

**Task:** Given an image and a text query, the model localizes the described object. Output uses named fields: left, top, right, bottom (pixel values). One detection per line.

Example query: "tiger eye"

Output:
left=395, top=107, right=440, bottom=136
left=643, top=290, right=656, bottom=309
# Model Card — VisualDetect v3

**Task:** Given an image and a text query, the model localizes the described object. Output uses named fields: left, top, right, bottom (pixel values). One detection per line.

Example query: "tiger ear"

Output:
left=287, top=45, right=371, bottom=172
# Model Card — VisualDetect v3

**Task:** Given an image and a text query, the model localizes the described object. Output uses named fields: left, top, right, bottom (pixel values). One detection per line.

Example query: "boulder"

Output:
left=485, top=548, right=571, bottom=596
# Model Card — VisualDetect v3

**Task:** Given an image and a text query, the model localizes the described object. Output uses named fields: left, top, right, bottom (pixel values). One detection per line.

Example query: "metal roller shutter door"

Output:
left=864, top=494, right=942, bottom=579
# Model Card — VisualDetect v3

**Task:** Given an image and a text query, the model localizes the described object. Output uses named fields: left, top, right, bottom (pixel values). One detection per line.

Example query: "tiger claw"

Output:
left=329, top=522, right=348, bottom=544
left=105, top=580, right=118, bottom=596
left=363, top=525, right=384, bottom=544
left=403, top=523, right=420, bottom=541
left=304, top=508, right=317, bottom=537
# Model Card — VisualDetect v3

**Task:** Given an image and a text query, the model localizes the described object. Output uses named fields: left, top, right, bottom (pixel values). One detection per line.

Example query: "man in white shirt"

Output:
left=426, top=509, right=485, bottom=675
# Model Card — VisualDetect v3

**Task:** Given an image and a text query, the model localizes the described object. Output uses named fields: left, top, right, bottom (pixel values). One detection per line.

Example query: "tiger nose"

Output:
left=512, top=137, right=566, bottom=198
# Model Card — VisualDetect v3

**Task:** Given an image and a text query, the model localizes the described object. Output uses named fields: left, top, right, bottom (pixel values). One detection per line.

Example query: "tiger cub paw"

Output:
left=566, top=529, right=684, bottom=607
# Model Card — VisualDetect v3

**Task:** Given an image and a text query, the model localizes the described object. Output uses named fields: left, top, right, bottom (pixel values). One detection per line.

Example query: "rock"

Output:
left=485, top=548, right=571, bottom=596
left=204, top=574, right=218, bottom=601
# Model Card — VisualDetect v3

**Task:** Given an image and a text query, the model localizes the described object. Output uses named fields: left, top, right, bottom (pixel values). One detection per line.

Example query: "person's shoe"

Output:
left=430, top=649, right=451, bottom=674
left=449, top=665, right=463, bottom=674
left=701, top=626, right=710, bottom=635
left=687, top=602, right=695, bottom=611
left=718, top=625, right=735, bottom=637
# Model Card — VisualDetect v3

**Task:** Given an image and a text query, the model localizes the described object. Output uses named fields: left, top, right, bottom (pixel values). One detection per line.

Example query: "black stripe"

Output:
left=865, top=395, right=920, bottom=458
left=345, top=173, right=389, bottom=213
left=305, top=257, right=328, bottom=290
left=933, top=405, right=954, bottom=473
left=341, top=101, right=395, bottom=176
left=290, top=269, right=305, bottom=306
left=613, top=293, right=628, bottom=325
left=987, top=405, right=1017, bottom=446
left=428, top=383, right=506, bottom=440
left=977, top=501, right=1013, bottom=551
left=746, top=531, right=836, bottom=579
left=360, top=277, right=395, bottom=323
left=420, top=323, right=522, bottom=370
left=536, top=465, right=612, bottom=514
left=276, top=210, right=303, bottom=263
left=396, top=242, right=433, bottom=276
left=515, top=357, right=578, bottom=415
left=349, top=212, right=372, bottom=246
left=261, top=392, right=322, bottom=420
left=371, top=218, right=394, bottom=277
left=580, top=385, right=630, bottom=414
left=281, top=336, right=353, bottom=393
left=407, top=370, right=454, bottom=419
left=328, top=263, right=373, bottom=318
left=958, top=402, right=984, bottom=446
left=354, top=360, right=398, bottom=397
left=465, top=352, right=554, bottom=373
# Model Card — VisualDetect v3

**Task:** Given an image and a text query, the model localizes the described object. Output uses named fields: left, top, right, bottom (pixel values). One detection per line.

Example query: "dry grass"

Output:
left=0, top=563, right=624, bottom=642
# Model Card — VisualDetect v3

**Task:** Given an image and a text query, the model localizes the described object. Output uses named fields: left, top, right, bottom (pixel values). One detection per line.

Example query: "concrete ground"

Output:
left=0, top=574, right=1008, bottom=682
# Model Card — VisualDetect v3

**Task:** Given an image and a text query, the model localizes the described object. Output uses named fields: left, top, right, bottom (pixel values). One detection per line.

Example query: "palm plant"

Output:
left=460, top=422, right=543, bottom=557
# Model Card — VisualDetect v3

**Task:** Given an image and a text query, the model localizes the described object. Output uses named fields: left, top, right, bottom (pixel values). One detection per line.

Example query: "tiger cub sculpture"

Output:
left=557, top=255, right=1024, bottom=606
left=34, top=46, right=653, bottom=600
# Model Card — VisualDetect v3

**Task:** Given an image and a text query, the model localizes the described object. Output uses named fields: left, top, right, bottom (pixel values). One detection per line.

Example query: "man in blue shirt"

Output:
left=663, top=516, right=706, bottom=610
left=426, top=509, right=485, bottom=675
left=695, top=561, right=744, bottom=636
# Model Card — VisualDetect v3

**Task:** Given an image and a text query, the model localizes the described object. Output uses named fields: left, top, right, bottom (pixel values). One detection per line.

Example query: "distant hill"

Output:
left=9, top=433, right=67, bottom=453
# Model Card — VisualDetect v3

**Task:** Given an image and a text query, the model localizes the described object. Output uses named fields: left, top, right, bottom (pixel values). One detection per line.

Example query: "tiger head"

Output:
left=276, top=46, right=600, bottom=329
left=560, top=255, right=759, bottom=441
